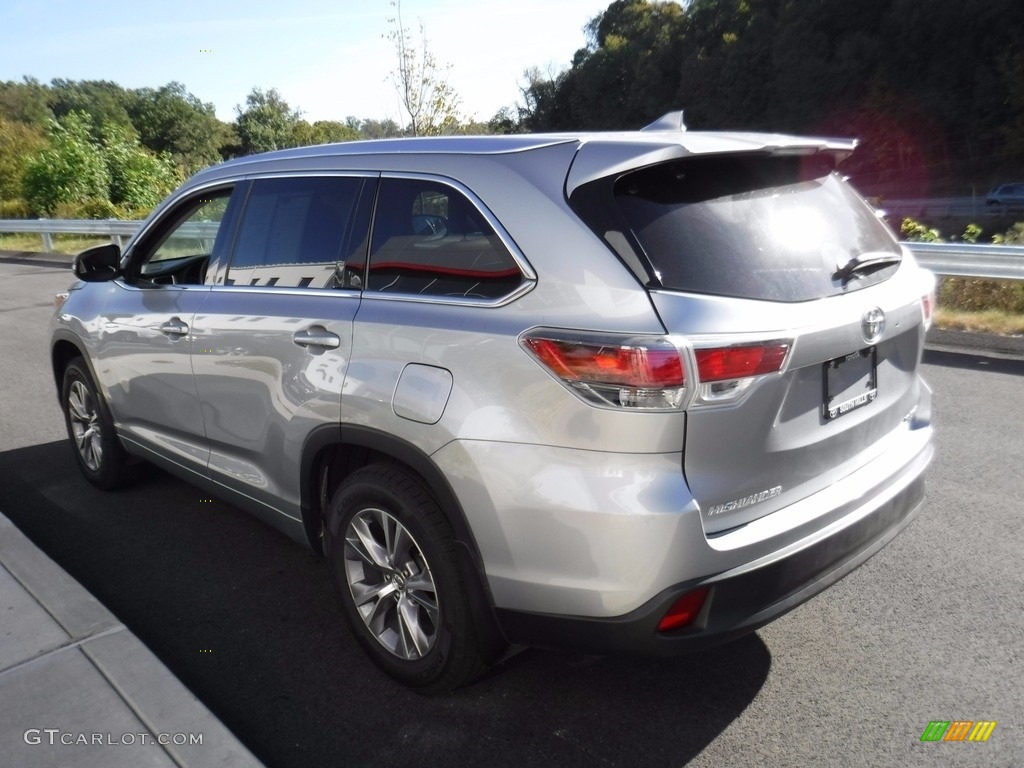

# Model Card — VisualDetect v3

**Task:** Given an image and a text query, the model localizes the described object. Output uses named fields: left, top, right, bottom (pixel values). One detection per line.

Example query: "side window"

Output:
left=225, top=176, right=369, bottom=289
left=366, top=178, right=524, bottom=300
left=134, top=188, right=235, bottom=285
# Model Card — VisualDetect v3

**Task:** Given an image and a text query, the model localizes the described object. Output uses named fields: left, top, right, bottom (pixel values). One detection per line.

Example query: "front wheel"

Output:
left=325, top=464, right=491, bottom=694
left=61, top=357, right=134, bottom=490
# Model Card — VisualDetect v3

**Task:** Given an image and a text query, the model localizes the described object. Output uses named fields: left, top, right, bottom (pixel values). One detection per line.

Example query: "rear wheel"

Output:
left=325, top=464, right=490, bottom=693
left=61, top=357, right=134, bottom=490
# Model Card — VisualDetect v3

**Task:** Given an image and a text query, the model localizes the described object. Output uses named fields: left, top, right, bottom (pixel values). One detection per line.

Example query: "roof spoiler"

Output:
left=641, top=110, right=686, bottom=132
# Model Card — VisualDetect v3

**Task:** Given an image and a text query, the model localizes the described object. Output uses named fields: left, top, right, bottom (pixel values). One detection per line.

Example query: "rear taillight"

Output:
left=521, top=331, right=686, bottom=410
left=695, top=343, right=790, bottom=383
left=692, top=341, right=791, bottom=404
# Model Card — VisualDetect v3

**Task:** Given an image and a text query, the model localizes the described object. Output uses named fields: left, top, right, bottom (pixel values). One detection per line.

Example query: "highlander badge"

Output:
left=707, top=486, right=783, bottom=516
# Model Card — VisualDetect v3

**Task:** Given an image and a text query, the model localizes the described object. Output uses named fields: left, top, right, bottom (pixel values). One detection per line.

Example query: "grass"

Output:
left=934, top=277, right=1024, bottom=335
left=0, top=233, right=111, bottom=255
left=935, top=309, right=1024, bottom=335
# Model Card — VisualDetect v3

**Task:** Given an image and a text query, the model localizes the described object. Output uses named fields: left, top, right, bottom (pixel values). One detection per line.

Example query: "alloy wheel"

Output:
left=67, top=379, right=103, bottom=472
left=343, top=507, right=439, bottom=660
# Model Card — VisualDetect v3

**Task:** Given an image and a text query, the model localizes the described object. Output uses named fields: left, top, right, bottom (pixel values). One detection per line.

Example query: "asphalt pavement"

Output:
left=1, top=251, right=1022, bottom=767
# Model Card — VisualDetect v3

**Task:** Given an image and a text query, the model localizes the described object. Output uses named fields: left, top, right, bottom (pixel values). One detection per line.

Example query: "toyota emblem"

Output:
left=861, top=307, right=885, bottom=344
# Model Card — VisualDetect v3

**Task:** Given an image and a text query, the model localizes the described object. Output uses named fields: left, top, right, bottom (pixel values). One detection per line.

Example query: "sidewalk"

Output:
left=0, top=513, right=264, bottom=768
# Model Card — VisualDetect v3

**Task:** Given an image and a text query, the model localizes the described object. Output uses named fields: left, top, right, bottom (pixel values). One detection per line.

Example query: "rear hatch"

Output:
left=569, top=144, right=933, bottom=534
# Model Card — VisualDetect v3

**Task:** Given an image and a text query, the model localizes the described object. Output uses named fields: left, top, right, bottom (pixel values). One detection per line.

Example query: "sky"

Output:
left=0, top=0, right=610, bottom=126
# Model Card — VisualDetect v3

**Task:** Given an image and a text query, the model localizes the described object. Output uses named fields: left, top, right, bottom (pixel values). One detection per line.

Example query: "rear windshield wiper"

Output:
left=834, top=251, right=902, bottom=284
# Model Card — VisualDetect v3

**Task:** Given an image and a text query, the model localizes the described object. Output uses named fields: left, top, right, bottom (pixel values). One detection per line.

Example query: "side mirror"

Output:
left=73, top=243, right=121, bottom=282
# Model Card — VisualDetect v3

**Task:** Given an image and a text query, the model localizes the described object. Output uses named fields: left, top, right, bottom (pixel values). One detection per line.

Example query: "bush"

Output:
left=52, top=198, right=122, bottom=220
left=993, top=222, right=1024, bottom=245
left=939, top=278, right=1024, bottom=314
left=22, top=112, right=111, bottom=215
left=20, top=111, right=181, bottom=216
left=960, top=223, right=982, bottom=243
left=101, top=123, right=181, bottom=209
left=901, top=217, right=943, bottom=243
left=0, top=199, right=32, bottom=218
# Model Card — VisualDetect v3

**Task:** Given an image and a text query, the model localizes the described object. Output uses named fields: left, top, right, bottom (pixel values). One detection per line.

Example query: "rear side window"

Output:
left=572, top=155, right=901, bottom=302
left=366, top=178, right=524, bottom=300
left=226, top=176, right=370, bottom=289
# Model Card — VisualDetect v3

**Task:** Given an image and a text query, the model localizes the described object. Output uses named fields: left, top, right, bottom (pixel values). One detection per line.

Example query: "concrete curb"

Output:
left=0, top=514, right=264, bottom=768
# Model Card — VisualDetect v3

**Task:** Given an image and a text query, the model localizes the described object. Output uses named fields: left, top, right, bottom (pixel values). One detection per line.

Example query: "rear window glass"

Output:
left=366, top=178, right=524, bottom=300
left=577, top=155, right=901, bottom=302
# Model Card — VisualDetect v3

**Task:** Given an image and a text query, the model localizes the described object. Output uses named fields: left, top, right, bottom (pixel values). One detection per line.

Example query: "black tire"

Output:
left=325, top=463, right=490, bottom=694
left=61, top=357, right=135, bottom=490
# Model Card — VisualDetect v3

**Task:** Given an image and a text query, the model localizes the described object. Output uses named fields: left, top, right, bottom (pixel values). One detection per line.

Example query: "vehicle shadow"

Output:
left=923, top=348, right=1024, bottom=376
left=0, top=441, right=771, bottom=768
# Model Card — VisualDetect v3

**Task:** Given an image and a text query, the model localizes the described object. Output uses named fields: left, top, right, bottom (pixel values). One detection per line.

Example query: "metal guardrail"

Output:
left=0, top=218, right=141, bottom=249
left=1, top=218, right=1023, bottom=281
left=0, top=218, right=217, bottom=250
left=906, top=242, right=1024, bottom=281
left=881, top=197, right=1024, bottom=218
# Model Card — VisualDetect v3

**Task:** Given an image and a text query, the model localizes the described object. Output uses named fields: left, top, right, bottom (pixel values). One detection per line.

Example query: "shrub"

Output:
left=901, top=217, right=943, bottom=243
left=21, top=112, right=110, bottom=215
left=101, top=123, right=181, bottom=210
left=52, top=198, right=121, bottom=220
left=0, top=198, right=32, bottom=218
left=939, top=278, right=1024, bottom=314
left=993, top=222, right=1024, bottom=245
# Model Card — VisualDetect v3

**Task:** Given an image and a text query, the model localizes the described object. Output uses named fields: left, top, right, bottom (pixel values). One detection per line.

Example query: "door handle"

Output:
left=293, top=328, right=341, bottom=350
left=158, top=318, right=189, bottom=337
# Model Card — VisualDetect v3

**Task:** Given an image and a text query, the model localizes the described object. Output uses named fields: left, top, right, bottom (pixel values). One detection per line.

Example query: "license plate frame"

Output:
left=823, top=347, right=878, bottom=421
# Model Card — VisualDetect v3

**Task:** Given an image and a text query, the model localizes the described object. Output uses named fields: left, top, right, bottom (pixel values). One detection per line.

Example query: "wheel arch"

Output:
left=300, top=424, right=508, bottom=658
left=300, top=425, right=483, bottom=563
left=50, top=332, right=90, bottom=400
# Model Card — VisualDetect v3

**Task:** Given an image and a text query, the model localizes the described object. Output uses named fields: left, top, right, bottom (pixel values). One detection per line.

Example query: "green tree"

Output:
left=0, top=77, right=52, bottom=125
left=346, top=116, right=403, bottom=139
left=125, top=82, right=230, bottom=173
left=291, top=119, right=360, bottom=146
left=234, top=87, right=302, bottom=155
left=514, top=0, right=1024, bottom=192
left=48, top=79, right=134, bottom=137
left=517, top=1, right=686, bottom=131
left=515, top=67, right=570, bottom=132
left=21, top=112, right=110, bottom=214
left=487, top=106, right=519, bottom=134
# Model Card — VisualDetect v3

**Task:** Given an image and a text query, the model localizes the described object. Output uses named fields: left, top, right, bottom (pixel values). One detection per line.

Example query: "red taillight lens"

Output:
left=524, top=338, right=684, bottom=388
left=695, top=343, right=790, bottom=383
left=521, top=332, right=686, bottom=410
left=657, top=587, right=710, bottom=632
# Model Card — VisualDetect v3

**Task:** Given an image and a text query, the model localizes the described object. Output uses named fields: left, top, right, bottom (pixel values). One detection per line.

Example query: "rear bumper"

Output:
left=495, top=471, right=926, bottom=656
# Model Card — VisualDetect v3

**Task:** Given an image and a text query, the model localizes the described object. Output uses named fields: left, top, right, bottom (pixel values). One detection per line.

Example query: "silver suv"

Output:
left=50, top=113, right=935, bottom=693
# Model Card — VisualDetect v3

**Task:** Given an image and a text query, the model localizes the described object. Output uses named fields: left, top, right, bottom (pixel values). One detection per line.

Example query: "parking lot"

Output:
left=1, top=256, right=1021, bottom=767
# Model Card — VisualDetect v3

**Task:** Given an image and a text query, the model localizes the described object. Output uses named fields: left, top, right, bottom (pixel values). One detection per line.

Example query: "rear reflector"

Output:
left=695, top=343, right=790, bottom=383
left=521, top=331, right=686, bottom=410
left=657, top=587, right=710, bottom=632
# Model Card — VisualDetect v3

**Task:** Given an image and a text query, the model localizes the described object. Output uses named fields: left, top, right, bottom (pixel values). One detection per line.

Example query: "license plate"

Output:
left=823, top=348, right=877, bottom=420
